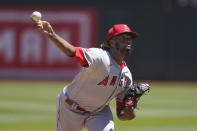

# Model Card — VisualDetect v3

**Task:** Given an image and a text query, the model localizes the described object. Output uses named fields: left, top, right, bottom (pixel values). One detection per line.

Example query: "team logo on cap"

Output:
left=124, top=25, right=129, bottom=31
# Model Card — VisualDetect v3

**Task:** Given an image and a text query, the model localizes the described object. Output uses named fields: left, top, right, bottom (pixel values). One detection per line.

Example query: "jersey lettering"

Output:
left=119, top=77, right=123, bottom=86
left=97, top=76, right=117, bottom=87
left=110, top=76, right=117, bottom=86
left=119, top=77, right=127, bottom=88
left=97, top=76, right=109, bottom=86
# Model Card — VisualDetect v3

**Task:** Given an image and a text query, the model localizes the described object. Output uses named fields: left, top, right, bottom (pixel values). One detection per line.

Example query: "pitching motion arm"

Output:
left=30, top=13, right=76, bottom=57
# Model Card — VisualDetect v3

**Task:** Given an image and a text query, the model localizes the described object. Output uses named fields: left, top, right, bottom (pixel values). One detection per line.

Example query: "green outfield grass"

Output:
left=0, top=80, right=197, bottom=131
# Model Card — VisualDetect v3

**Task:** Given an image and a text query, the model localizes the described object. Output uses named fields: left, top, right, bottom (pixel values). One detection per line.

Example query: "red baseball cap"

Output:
left=106, top=24, right=138, bottom=40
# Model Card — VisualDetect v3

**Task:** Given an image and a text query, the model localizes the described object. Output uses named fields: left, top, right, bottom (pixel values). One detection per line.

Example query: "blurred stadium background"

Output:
left=0, top=0, right=197, bottom=131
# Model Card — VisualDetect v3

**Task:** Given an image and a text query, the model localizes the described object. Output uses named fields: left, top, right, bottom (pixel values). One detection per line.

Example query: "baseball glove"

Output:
left=121, top=83, right=150, bottom=110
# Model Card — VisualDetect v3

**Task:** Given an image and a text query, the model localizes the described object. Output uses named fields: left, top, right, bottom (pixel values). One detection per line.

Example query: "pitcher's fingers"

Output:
left=36, top=25, right=47, bottom=35
left=30, top=17, right=36, bottom=23
left=37, top=27, right=44, bottom=33
left=42, top=21, right=53, bottom=28
left=36, top=21, right=43, bottom=29
left=30, top=17, right=41, bottom=24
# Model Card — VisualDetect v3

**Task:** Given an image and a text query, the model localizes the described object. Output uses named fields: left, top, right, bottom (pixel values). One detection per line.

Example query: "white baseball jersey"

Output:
left=63, top=47, right=133, bottom=112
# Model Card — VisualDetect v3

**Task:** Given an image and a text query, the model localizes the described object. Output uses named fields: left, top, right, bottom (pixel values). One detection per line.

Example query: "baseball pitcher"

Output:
left=31, top=16, right=150, bottom=131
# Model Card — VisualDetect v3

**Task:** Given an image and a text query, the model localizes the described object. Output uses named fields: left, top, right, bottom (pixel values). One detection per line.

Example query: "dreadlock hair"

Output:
left=100, top=41, right=110, bottom=51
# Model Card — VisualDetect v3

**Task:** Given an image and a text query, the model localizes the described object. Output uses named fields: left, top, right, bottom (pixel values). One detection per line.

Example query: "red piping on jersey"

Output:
left=120, top=61, right=126, bottom=70
left=72, top=47, right=126, bottom=69
left=71, top=47, right=88, bottom=67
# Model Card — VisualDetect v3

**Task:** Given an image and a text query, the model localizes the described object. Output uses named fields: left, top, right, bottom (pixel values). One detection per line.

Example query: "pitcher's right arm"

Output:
left=31, top=19, right=75, bottom=57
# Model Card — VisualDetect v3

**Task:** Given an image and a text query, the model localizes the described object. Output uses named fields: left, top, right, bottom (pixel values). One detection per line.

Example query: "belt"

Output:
left=65, top=98, right=90, bottom=113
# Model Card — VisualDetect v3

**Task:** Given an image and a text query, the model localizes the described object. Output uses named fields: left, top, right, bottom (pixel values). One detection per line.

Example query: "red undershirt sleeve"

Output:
left=116, top=100, right=122, bottom=113
left=71, top=47, right=88, bottom=67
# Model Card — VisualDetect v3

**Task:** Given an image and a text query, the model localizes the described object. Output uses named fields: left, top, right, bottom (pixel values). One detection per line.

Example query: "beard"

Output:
left=115, top=42, right=132, bottom=57
left=124, top=49, right=132, bottom=56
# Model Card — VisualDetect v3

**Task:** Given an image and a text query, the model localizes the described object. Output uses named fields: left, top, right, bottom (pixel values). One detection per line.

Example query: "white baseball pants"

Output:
left=56, top=92, right=114, bottom=131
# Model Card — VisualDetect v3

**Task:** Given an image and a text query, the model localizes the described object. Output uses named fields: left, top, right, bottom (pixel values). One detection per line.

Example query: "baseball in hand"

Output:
left=31, top=11, right=42, bottom=22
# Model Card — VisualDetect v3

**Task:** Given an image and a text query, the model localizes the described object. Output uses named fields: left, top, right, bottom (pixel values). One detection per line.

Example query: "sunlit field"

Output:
left=0, top=80, right=197, bottom=131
